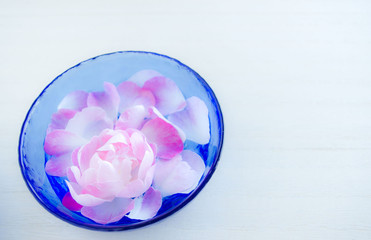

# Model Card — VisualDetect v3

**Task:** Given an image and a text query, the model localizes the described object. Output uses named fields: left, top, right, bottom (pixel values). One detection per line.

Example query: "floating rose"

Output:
left=44, top=70, right=210, bottom=224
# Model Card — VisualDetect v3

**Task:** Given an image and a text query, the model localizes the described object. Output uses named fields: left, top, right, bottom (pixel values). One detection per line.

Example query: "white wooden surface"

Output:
left=1, top=1, right=371, bottom=239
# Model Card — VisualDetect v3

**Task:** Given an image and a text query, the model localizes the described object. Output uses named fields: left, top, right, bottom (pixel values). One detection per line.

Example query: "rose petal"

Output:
left=127, top=69, right=163, bottom=87
left=178, top=150, right=206, bottom=194
left=81, top=197, right=134, bottom=224
left=148, top=107, right=186, bottom=142
left=78, top=132, right=112, bottom=172
left=99, top=130, right=129, bottom=147
left=96, top=161, right=123, bottom=197
left=79, top=168, right=98, bottom=188
left=117, top=81, right=155, bottom=112
left=168, top=97, right=210, bottom=144
left=117, top=179, right=146, bottom=198
left=66, top=181, right=111, bottom=207
left=127, top=187, right=162, bottom=220
left=67, top=166, right=81, bottom=183
left=111, top=154, right=134, bottom=185
left=129, top=131, right=148, bottom=160
left=44, top=130, right=86, bottom=156
left=71, top=147, right=80, bottom=166
left=65, top=107, right=113, bottom=140
left=58, top=90, right=88, bottom=111
left=152, top=154, right=184, bottom=196
left=117, top=165, right=155, bottom=198
left=62, top=192, right=82, bottom=212
left=87, top=82, right=120, bottom=121
left=142, top=76, right=186, bottom=116
left=138, top=150, right=155, bottom=179
left=141, top=117, right=183, bottom=159
left=47, top=109, right=77, bottom=133
left=115, top=105, right=147, bottom=131
left=149, top=143, right=158, bottom=157
left=45, top=153, right=72, bottom=177
left=153, top=151, right=205, bottom=197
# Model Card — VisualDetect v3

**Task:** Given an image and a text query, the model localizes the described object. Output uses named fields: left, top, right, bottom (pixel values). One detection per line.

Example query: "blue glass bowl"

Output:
left=18, top=51, right=224, bottom=231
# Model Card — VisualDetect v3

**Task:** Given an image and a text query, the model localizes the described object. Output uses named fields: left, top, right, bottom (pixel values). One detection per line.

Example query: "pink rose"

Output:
left=65, top=129, right=156, bottom=224
left=44, top=70, right=209, bottom=224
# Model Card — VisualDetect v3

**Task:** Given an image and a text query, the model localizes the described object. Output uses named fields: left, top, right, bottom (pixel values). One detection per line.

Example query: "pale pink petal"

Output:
left=45, top=153, right=72, bottom=177
left=112, top=154, right=134, bottom=185
left=62, top=192, right=82, bottom=211
left=44, top=130, right=86, bottom=156
left=153, top=151, right=205, bottom=197
left=47, top=109, right=77, bottom=133
left=81, top=197, right=134, bottom=224
left=178, top=150, right=206, bottom=194
left=87, top=82, right=120, bottom=121
left=141, top=117, right=183, bottom=159
left=97, top=150, right=115, bottom=162
left=99, top=130, right=129, bottom=147
left=79, top=168, right=98, bottom=188
left=117, top=81, right=155, bottom=112
left=66, top=181, right=111, bottom=207
left=124, top=128, right=137, bottom=136
left=65, top=107, right=113, bottom=140
left=168, top=97, right=210, bottom=144
left=58, top=90, right=88, bottom=111
left=152, top=154, right=182, bottom=192
left=67, top=166, right=81, bottom=183
left=148, top=107, right=186, bottom=142
left=154, top=159, right=193, bottom=197
left=96, top=161, right=123, bottom=197
left=149, top=143, right=157, bottom=158
left=78, top=133, right=112, bottom=172
left=117, top=165, right=155, bottom=198
left=130, top=131, right=147, bottom=160
left=115, top=105, right=147, bottom=131
left=71, top=147, right=80, bottom=166
left=138, top=150, right=155, bottom=179
left=117, top=179, right=147, bottom=199
left=144, top=165, right=156, bottom=187
left=142, top=76, right=186, bottom=115
left=127, top=69, right=163, bottom=87
left=127, top=187, right=162, bottom=220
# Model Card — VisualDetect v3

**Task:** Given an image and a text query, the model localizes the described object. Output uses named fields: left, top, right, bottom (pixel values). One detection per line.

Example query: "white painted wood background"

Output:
left=1, top=0, right=371, bottom=239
